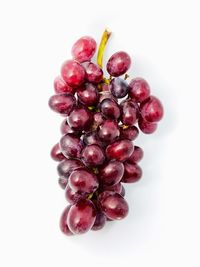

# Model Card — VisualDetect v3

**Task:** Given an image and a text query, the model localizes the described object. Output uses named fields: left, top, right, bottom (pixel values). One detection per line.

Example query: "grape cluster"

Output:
left=49, top=30, right=164, bottom=236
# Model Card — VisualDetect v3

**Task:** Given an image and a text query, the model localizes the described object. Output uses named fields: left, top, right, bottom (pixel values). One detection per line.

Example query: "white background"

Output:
left=0, top=0, right=200, bottom=266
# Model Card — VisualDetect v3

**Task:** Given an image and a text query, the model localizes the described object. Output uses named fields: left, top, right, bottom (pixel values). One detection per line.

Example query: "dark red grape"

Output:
left=60, top=205, right=73, bottom=236
left=128, top=146, right=144, bottom=163
left=99, top=91, right=116, bottom=102
left=106, top=139, right=134, bottom=162
left=140, top=96, right=164, bottom=123
left=58, top=177, right=68, bottom=189
left=50, top=143, right=65, bottom=161
left=81, top=144, right=105, bottom=167
left=57, top=158, right=83, bottom=178
left=54, top=76, right=74, bottom=94
left=121, top=162, right=142, bottom=183
left=91, top=212, right=106, bottom=231
left=67, top=107, right=92, bottom=131
left=106, top=51, right=131, bottom=77
left=98, top=191, right=129, bottom=220
left=121, top=100, right=138, bottom=126
left=120, top=125, right=139, bottom=140
left=69, top=167, right=99, bottom=193
left=93, top=112, right=104, bottom=128
left=67, top=199, right=96, bottom=234
left=65, top=184, right=87, bottom=204
left=129, top=78, right=150, bottom=102
left=100, top=98, right=121, bottom=120
left=48, top=94, right=75, bottom=115
left=71, top=36, right=96, bottom=63
left=83, top=62, right=103, bottom=84
left=138, top=117, right=157, bottom=134
left=110, top=78, right=128, bottom=98
left=61, top=60, right=85, bottom=87
left=83, top=131, right=103, bottom=147
left=99, top=161, right=124, bottom=186
left=60, top=134, right=83, bottom=158
left=77, top=83, right=99, bottom=106
left=98, top=119, right=120, bottom=143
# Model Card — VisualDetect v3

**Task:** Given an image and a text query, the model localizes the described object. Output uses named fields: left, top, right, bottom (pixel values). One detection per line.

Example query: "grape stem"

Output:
left=97, top=29, right=112, bottom=68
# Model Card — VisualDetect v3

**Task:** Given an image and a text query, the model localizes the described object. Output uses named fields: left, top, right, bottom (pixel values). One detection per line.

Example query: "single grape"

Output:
left=120, top=125, right=139, bottom=141
left=71, top=36, right=97, bottom=63
left=54, top=76, right=74, bottom=94
left=100, top=98, right=121, bottom=120
left=81, top=144, right=105, bottom=167
left=58, top=177, right=68, bottom=189
left=83, top=62, right=103, bottom=84
left=67, top=199, right=96, bottom=234
left=121, top=100, right=138, bottom=126
left=48, top=94, right=76, bottom=115
left=128, top=146, right=144, bottom=163
left=106, top=51, right=131, bottom=77
left=98, top=191, right=129, bottom=220
left=138, top=117, right=157, bottom=134
left=140, top=96, right=164, bottom=123
left=129, top=78, right=150, bottom=102
left=103, top=183, right=123, bottom=194
left=106, top=139, right=134, bottom=162
left=83, top=131, right=103, bottom=147
left=98, top=119, right=120, bottom=143
left=61, top=60, right=85, bottom=87
left=110, top=78, right=128, bottom=98
left=57, top=158, right=83, bottom=178
left=50, top=143, right=65, bottom=161
left=60, top=119, right=76, bottom=135
left=67, top=107, right=92, bottom=131
left=69, top=167, right=99, bottom=193
left=99, top=161, right=124, bottom=186
left=91, top=212, right=106, bottom=231
left=121, top=162, right=142, bottom=183
left=77, top=83, right=99, bottom=106
left=60, top=134, right=83, bottom=158
left=65, top=184, right=87, bottom=204
left=60, top=205, right=73, bottom=236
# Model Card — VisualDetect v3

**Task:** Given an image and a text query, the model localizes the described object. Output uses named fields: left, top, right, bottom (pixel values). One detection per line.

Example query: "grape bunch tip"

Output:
left=49, top=29, right=164, bottom=236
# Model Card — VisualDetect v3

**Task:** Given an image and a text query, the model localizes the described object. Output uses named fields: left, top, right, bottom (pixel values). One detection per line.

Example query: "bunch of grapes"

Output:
left=49, top=30, right=164, bottom=236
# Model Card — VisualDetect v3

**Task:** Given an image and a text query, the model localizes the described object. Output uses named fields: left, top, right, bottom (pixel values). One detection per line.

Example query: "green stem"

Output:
left=97, top=29, right=112, bottom=68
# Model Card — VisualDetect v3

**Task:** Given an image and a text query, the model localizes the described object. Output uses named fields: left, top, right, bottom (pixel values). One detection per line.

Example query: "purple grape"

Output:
left=110, top=78, right=128, bottom=98
left=60, top=134, right=83, bottom=158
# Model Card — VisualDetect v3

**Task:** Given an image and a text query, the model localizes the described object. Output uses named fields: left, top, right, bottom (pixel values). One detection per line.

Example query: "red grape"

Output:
left=60, top=134, right=83, bottom=158
left=57, top=158, right=83, bottom=179
left=120, top=126, right=139, bottom=141
left=100, top=98, right=121, bottom=120
left=69, top=168, right=99, bottom=193
left=128, top=146, right=144, bottom=163
left=61, top=60, right=85, bottom=87
left=121, top=162, right=142, bottom=183
left=107, top=51, right=131, bottom=77
left=99, top=161, right=124, bottom=186
left=129, top=78, right=150, bottom=102
left=77, top=83, right=99, bottom=106
left=48, top=94, right=75, bottom=115
left=54, top=76, right=74, bottom=94
left=65, top=184, right=87, bottom=204
left=98, top=191, right=129, bottom=220
left=71, top=36, right=97, bottom=63
left=106, top=139, right=134, bottom=162
left=83, top=62, right=103, bottom=84
left=91, top=212, right=106, bottom=231
left=121, top=100, right=138, bottom=126
left=98, top=119, right=120, bottom=143
left=67, top=199, right=96, bottom=234
left=81, top=144, right=105, bottom=167
left=140, top=96, right=164, bottom=123
left=67, top=107, right=92, bottom=131
left=138, top=117, right=157, bottom=134
left=58, top=177, right=68, bottom=189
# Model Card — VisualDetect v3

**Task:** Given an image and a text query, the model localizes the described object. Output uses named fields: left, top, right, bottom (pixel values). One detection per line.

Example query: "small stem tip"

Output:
left=97, top=29, right=112, bottom=68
